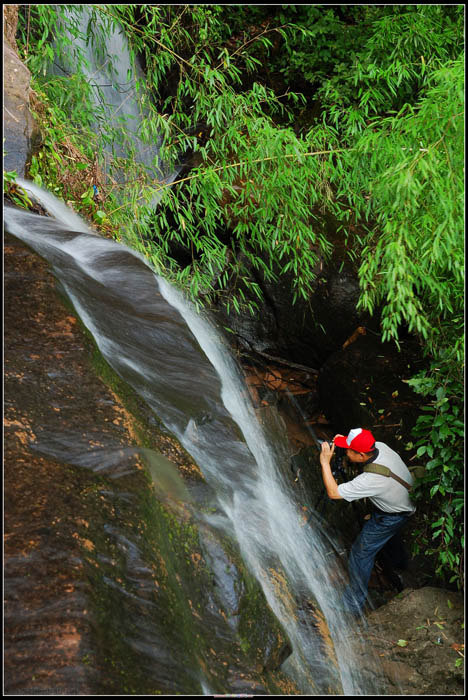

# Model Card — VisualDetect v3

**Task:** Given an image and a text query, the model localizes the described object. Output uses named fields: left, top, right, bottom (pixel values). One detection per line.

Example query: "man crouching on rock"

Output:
left=320, top=428, right=415, bottom=617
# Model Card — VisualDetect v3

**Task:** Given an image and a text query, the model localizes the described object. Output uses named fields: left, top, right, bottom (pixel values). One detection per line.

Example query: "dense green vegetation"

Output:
left=11, top=4, right=464, bottom=588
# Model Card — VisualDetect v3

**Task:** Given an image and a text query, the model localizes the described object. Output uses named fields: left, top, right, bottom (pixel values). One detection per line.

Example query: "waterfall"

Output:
left=47, top=6, right=177, bottom=200
left=5, top=183, right=385, bottom=695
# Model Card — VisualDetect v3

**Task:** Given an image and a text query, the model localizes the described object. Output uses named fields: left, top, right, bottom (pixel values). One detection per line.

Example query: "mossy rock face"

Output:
left=81, top=335, right=295, bottom=695
left=237, top=565, right=293, bottom=674
left=290, top=444, right=363, bottom=545
left=82, top=464, right=294, bottom=695
left=199, top=528, right=293, bottom=674
left=4, top=40, right=41, bottom=178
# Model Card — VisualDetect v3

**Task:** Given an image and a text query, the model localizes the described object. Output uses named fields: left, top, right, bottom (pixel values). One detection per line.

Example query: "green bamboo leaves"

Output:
left=15, top=4, right=464, bottom=588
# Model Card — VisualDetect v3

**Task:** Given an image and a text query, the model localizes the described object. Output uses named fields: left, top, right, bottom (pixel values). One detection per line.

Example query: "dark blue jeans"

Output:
left=342, top=510, right=412, bottom=615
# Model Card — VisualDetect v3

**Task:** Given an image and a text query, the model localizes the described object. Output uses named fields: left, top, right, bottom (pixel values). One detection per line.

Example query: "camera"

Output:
left=317, top=439, right=346, bottom=478
left=333, top=445, right=346, bottom=477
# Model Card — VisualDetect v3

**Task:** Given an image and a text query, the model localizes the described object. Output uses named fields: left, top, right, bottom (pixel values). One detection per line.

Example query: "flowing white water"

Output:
left=158, top=279, right=371, bottom=694
left=5, top=184, right=385, bottom=694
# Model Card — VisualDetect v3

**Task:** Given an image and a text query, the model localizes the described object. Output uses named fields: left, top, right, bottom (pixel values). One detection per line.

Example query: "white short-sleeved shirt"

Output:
left=337, top=441, right=416, bottom=514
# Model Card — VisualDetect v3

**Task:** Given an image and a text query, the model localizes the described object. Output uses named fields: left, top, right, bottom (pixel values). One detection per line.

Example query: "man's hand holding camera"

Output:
left=319, top=439, right=342, bottom=500
left=319, top=439, right=335, bottom=465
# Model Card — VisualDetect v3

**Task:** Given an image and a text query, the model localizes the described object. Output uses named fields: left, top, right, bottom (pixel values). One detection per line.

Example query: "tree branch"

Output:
left=236, top=334, right=319, bottom=376
left=151, top=148, right=348, bottom=194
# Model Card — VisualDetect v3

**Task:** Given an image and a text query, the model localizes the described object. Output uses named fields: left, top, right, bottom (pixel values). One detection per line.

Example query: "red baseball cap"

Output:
left=334, top=428, right=376, bottom=452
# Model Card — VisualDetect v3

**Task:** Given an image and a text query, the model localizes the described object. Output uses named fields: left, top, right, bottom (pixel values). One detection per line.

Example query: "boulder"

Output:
left=3, top=6, right=41, bottom=176
left=358, top=587, right=464, bottom=695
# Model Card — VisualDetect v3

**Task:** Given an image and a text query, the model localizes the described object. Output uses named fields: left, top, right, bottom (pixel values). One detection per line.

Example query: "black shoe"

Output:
left=386, top=570, right=404, bottom=592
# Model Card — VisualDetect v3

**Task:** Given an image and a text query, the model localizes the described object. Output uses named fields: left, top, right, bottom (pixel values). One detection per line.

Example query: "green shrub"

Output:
left=407, top=359, right=464, bottom=588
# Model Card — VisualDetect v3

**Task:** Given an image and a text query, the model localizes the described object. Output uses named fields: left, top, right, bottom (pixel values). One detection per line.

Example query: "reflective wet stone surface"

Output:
left=4, top=233, right=296, bottom=695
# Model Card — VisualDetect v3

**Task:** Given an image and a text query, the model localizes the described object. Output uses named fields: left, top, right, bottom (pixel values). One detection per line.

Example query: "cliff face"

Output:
left=3, top=5, right=41, bottom=176
left=4, top=234, right=120, bottom=694
left=3, top=231, right=294, bottom=695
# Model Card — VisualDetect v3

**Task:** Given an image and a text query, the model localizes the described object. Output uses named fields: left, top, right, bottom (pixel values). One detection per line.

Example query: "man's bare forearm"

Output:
left=320, top=442, right=342, bottom=500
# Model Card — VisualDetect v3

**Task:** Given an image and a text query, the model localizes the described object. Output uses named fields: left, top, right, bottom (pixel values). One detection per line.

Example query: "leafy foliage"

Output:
left=3, top=170, right=34, bottom=208
left=13, top=4, right=464, bottom=587
left=407, top=364, right=464, bottom=587
left=319, top=5, right=464, bottom=135
left=325, top=57, right=464, bottom=357
left=106, top=4, right=333, bottom=311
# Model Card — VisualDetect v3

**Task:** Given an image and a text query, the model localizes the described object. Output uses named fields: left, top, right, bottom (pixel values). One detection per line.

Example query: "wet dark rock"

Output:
left=263, top=641, right=293, bottom=672
left=4, top=233, right=295, bottom=696
left=217, top=286, right=279, bottom=357
left=199, top=530, right=245, bottom=625
left=218, top=248, right=376, bottom=369
left=308, top=258, right=377, bottom=362
left=318, top=332, right=425, bottom=453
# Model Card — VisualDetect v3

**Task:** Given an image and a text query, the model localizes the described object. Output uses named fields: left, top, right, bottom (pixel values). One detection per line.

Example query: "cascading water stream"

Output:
left=5, top=183, right=385, bottom=695
left=48, top=6, right=178, bottom=201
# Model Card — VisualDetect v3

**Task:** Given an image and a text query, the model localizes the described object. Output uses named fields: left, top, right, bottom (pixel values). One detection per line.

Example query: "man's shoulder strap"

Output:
left=363, top=462, right=412, bottom=491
